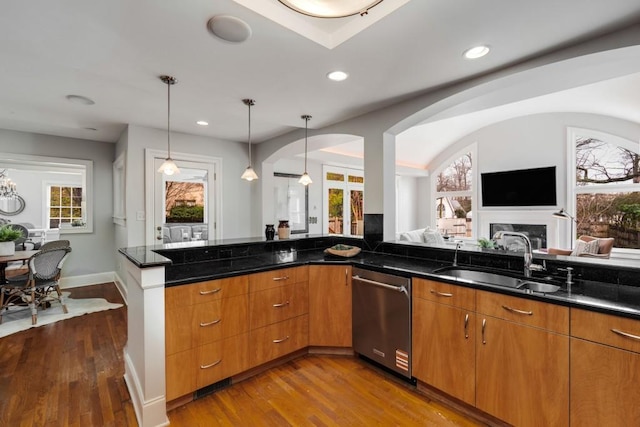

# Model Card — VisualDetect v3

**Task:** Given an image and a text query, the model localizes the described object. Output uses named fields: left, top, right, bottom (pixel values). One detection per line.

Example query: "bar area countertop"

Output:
left=119, top=234, right=640, bottom=320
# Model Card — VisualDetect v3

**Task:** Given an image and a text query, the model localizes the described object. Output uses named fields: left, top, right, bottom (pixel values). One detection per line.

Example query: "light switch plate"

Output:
left=136, top=211, right=145, bottom=221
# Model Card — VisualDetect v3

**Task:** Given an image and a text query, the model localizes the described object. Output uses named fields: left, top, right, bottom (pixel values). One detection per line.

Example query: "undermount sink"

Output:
left=433, top=266, right=561, bottom=293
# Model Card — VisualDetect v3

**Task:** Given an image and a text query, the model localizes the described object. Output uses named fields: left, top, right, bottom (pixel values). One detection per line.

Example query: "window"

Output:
left=48, top=185, right=84, bottom=228
left=571, top=129, right=640, bottom=250
left=274, top=172, right=309, bottom=234
left=433, top=149, right=474, bottom=238
left=323, top=166, right=364, bottom=236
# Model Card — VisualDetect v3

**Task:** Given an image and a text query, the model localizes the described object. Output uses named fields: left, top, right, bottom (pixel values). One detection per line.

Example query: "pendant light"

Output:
left=241, top=98, right=259, bottom=181
left=299, top=114, right=312, bottom=186
left=157, top=75, right=180, bottom=175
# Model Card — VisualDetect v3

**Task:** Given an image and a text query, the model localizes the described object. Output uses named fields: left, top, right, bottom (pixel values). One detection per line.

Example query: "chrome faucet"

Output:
left=453, top=242, right=462, bottom=266
left=494, top=231, right=543, bottom=278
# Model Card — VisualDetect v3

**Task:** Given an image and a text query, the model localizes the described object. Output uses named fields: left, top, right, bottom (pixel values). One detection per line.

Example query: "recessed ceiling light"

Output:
left=207, top=15, right=252, bottom=43
left=66, top=94, right=95, bottom=105
left=327, top=71, right=349, bottom=81
left=196, top=120, right=209, bottom=126
left=463, top=45, right=490, bottom=59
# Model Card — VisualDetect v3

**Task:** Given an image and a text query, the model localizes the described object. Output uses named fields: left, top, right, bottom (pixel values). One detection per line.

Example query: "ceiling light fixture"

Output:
left=299, top=115, right=313, bottom=186
left=278, top=0, right=384, bottom=18
left=463, top=45, right=490, bottom=59
left=0, top=169, right=18, bottom=200
left=196, top=120, right=209, bottom=126
left=157, top=75, right=180, bottom=176
left=241, top=99, right=259, bottom=181
left=327, top=70, right=349, bottom=81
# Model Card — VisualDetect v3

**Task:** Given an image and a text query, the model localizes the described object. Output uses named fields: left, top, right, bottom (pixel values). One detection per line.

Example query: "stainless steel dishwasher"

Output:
left=352, top=267, right=412, bottom=380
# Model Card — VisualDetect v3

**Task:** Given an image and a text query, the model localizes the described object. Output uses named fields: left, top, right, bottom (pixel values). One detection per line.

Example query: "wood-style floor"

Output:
left=0, top=283, right=484, bottom=427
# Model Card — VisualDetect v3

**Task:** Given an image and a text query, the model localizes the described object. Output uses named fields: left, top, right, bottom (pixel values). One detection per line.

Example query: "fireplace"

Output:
left=490, top=223, right=547, bottom=250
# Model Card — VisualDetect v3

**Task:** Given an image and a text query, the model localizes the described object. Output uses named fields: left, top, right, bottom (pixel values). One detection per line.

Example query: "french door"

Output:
left=323, top=166, right=364, bottom=237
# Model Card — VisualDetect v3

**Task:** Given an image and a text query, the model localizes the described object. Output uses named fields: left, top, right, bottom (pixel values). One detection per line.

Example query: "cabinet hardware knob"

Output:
left=273, top=336, right=290, bottom=343
left=611, top=328, right=640, bottom=341
left=199, top=288, right=222, bottom=295
left=482, top=318, right=487, bottom=345
left=272, top=301, right=290, bottom=308
left=430, top=289, right=453, bottom=297
left=501, top=305, right=533, bottom=316
left=200, top=359, right=222, bottom=369
left=464, top=313, right=469, bottom=339
left=272, top=276, right=289, bottom=281
left=200, top=318, right=221, bottom=327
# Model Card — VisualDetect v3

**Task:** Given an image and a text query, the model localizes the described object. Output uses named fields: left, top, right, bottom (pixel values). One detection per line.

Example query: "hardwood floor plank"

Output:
left=2, top=281, right=484, bottom=427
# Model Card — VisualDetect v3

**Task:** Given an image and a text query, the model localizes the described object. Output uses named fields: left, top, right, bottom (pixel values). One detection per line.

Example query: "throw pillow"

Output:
left=423, top=227, right=445, bottom=245
left=570, top=239, right=599, bottom=256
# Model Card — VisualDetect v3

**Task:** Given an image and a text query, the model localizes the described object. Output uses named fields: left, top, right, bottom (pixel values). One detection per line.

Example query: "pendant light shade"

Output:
left=298, top=114, right=312, bottom=186
left=241, top=98, right=259, bottom=181
left=157, top=75, right=180, bottom=175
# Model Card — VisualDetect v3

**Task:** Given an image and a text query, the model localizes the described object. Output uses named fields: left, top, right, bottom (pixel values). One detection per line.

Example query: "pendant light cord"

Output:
left=167, top=80, right=171, bottom=158
left=243, top=99, right=255, bottom=166
left=302, top=114, right=311, bottom=172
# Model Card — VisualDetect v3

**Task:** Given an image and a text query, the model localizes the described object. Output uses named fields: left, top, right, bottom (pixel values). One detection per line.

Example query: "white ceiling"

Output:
left=2, top=0, right=640, bottom=169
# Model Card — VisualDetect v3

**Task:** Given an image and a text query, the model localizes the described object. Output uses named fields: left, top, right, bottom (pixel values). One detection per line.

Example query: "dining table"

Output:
left=0, top=250, right=39, bottom=284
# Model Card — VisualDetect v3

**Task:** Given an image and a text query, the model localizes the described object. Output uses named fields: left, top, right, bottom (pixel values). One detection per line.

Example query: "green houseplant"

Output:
left=0, top=224, right=23, bottom=256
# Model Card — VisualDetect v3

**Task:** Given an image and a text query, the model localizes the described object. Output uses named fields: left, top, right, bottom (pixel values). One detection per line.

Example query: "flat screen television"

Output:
left=481, top=166, right=557, bottom=207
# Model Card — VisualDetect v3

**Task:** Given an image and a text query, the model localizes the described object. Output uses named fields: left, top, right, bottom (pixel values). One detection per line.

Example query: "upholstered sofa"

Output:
left=162, top=223, right=209, bottom=243
left=397, top=227, right=446, bottom=245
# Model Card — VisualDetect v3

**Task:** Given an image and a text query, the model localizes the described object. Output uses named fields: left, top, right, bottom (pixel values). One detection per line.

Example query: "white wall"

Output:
left=121, top=125, right=253, bottom=247
left=0, top=129, right=115, bottom=278
left=426, top=112, right=640, bottom=248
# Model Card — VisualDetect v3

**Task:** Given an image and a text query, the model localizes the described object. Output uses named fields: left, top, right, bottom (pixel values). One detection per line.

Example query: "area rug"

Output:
left=0, top=292, right=123, bottom=338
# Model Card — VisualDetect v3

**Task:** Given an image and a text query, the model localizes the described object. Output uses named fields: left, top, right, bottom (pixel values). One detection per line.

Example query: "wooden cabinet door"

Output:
left=412, top=298, right=475, bottom=405
left=250, top=315, right=309, bottom=367
left=571, top=338, right=640, bottom=426
left=192, top=294, right=249, bottom=347
left=308, top=265, right=352, bottom=347
left=196, top=333, right=250, bottom=389
left=476, top=317, right=569, bottom=427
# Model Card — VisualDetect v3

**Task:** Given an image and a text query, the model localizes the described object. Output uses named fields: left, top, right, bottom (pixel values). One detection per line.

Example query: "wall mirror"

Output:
left=274, top=172, right=309, bottom=234
left=0, top=153, right=93, bottom=234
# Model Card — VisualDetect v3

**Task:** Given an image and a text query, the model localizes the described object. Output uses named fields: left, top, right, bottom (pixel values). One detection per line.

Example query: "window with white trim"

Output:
left=433, top=147, right=474, bottom=239
left=570, top=128, right=640, bottom=250
left=48, top=185, right=84, bottom=228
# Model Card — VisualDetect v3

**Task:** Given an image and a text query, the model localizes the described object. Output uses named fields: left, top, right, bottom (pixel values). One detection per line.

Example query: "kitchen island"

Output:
left=119, top=234, right=640, bottom=427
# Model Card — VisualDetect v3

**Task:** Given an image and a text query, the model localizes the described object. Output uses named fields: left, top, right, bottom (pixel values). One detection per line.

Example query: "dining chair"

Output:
left=0, top=247, right=71, bottom=325
left=39, top=239, right=71, bottom=252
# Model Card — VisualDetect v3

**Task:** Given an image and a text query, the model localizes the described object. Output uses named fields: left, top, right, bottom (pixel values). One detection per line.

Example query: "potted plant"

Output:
left=0, top=224, right=23, bottom=256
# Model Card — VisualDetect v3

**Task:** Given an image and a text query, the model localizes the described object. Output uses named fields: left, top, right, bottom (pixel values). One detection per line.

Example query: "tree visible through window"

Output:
left=435, top=152, right=473, bottom=238
left=574, top=135, right=640, bottom=249
left=49, top=185, right=83, bottom=228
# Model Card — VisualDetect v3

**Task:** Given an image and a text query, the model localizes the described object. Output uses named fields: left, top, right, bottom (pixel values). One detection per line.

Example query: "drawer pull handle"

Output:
left=612, top=328, right=640, bottom=341
left=482, top=318, right=487, bottom=345
left=273, top=336, right=290, bottom=343
left=430, top=289, right=453, bottom=297
left=464, top=313, right=469, bottom=339
left=200, top=318, right=221, bottom=327
left=501, top=305, right=533, bottom=316
left=272, top=276, right=289, bottom=281
left=273, top=301, right=290, bottom=308
left=199, top=287, right=222, bottom=295
left=200, top=359, right=222, bottom=369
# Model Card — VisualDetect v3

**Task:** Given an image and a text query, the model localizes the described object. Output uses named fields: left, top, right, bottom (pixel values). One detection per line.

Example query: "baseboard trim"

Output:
left=60, top=272, right=116, bottom=289
left=124, top=350, right=170, bottom=427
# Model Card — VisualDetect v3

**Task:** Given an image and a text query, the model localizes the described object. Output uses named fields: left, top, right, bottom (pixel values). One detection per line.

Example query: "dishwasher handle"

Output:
left=352, top=275, right=409, bottom=297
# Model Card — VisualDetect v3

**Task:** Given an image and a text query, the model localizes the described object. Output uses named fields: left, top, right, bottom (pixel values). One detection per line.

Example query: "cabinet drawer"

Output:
left=571, top=308, right=640, bottom=353
left=196, top=333, right=250, bottom=389
left=249, top=267, right=306, bottom=293
left=166, top=275, right=249, bottom=309
left=193, top=294, right=249, bottom=347
left=166, top=307, right=193, bottom=355
left=166, top=348, right=196, bottom=401
left=413, top=278, right=476, bottom=311
left=477, top=291, right=569, bottom=334
left=250, top=282, right=309, bottom=329
left=250, top=315, right=309, bottom=367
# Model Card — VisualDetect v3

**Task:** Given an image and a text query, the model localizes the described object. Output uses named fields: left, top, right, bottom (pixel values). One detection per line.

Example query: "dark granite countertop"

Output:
left=119, top=238, right=640, bottom=320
